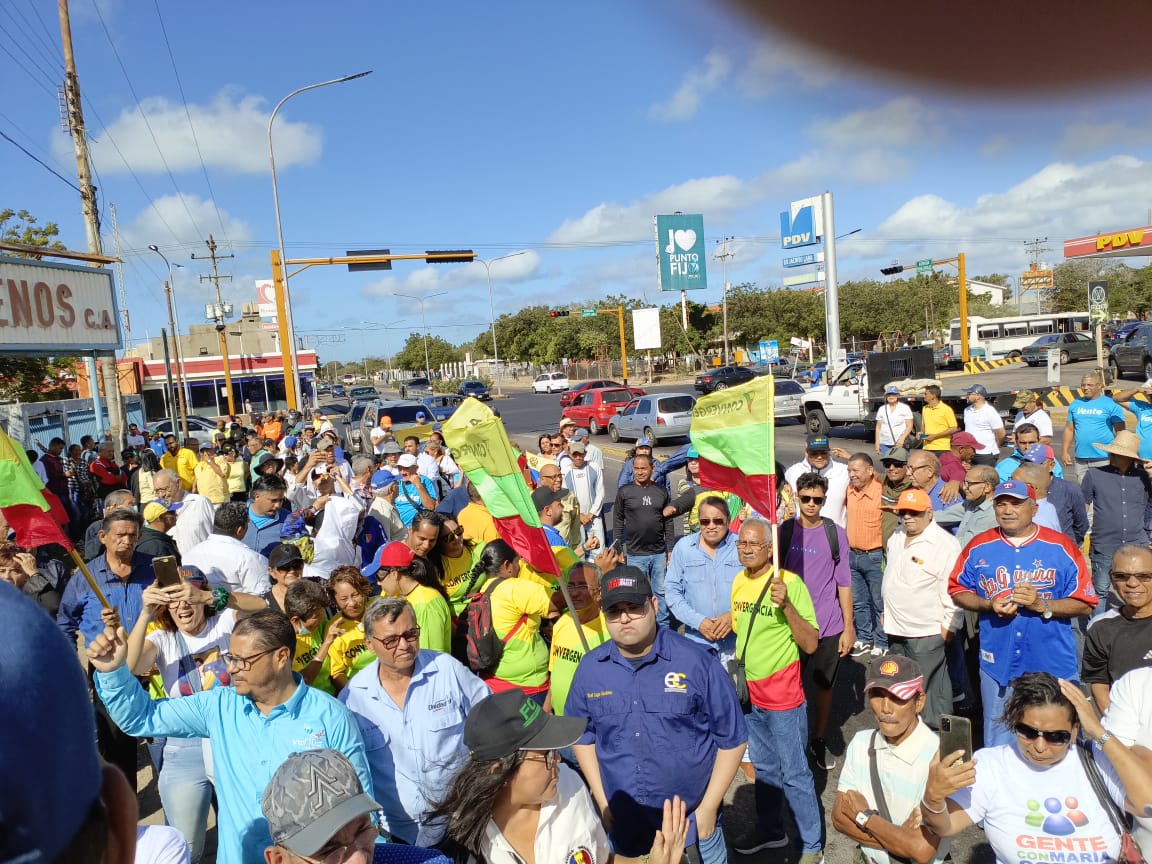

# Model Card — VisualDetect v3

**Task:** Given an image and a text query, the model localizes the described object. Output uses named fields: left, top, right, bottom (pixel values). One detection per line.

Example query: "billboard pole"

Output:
left=821, top=191, right=841, bottom=371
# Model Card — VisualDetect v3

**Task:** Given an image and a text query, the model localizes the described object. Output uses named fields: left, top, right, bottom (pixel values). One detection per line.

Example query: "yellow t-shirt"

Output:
left=549, top=611, right=609, bottom=715
left=458, top=502, right=499, bottom=546
left=161, top=448, right=198, bottom=491
left=921, top=402, right=957, bottom=451
left=441, top=544, right=484, bottom=617
left=225, top=459, right=247, bottom=494
left=293, top=617, right=334, bottom=694
left=193, top=457, right=230, bottom=505
left=486, top=577, right=551, bottom=687
left=326, top=615, right=373, bottom=683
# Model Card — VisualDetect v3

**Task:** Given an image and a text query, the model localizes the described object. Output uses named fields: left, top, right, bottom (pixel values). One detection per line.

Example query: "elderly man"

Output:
left=832, top=655, right=949, bottom=864
left=879, top=447, right=912, bottom=544
left=183, top=501, right=272, bottom=596
left=538, top=461, right=582, bottom=548
left=394, top=453, right=438, bottom=527
left=1062, top=372, right=1126, bottom=481
left=153, top=468, right=216, bottom=557
left=907, top=450, right=956, bottom=513
left=161, top=434, right=197, bottom=491
left=1083, top=545, right=1152, bottom=712
left=938, top=430, right=977, bottom=484
left=571, top=426, right=605, bottom=471
left=666, top=495, right=744, bottom=656
left=880, top=488, right=962, bottom=728
left=1082, top=430, right=1151, bottom=615
left=846, top=453, right=886, bottom=658
left=948, top=479, right=1097, bottom=745
left=935, top=464, right=999, bottom=547
left=961, top=383, right=1004, bottom=466
left=340, top=596, right=489, bottom=846
left=564, top=441, right=606, bottom=556
left=785, top=434, right=850, bottom=527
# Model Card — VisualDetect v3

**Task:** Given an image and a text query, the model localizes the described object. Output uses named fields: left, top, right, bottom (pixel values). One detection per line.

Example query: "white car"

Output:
left=532, top=372, right=570, bottom=394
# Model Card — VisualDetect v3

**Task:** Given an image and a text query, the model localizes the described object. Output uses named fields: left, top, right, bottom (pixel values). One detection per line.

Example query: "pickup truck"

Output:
left=801, top=348, right=1016, bottom=436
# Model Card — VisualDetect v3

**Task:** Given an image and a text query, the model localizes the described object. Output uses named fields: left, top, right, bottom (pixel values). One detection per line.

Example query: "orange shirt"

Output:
left=845, top=477, right=884, bottom=551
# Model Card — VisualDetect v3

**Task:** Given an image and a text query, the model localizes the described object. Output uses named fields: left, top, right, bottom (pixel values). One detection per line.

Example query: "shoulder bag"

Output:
left=867, top=731, right=913, bottom=864
left=1077, top=742, right=1146, bottom=864
left=728, top=576, right=774, bottom=714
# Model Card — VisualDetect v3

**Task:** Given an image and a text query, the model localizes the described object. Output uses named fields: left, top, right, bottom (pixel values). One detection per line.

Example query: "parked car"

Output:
left=773, top=378, right=805, bottom=421
left=694, top=365, right=756, bottom=394
left=561, top=387, right=634, bottom=435
left=421, top=394, right=465, bottom=422
left=348, top=385, right=380, bottom=403
left=560, top=379, right=647, bottom=407
left=346, top=400, right=433, bottom=454
left=1107, top=320, right=1143, bottom=347
left=148, top=415, right=220, bottom=437
left=332, top=384, right=346, bottom=398
left=532, top=372, right=570, bottom=394
left=398, top=377, right=432, bottom=399
left=1110, top=323, right=1152, bottom=380
left=1021, top=332, right=1095, bottom=366
left=457, top=380, right=490, bottom=401
left=608, top=392, right=696, bottom=446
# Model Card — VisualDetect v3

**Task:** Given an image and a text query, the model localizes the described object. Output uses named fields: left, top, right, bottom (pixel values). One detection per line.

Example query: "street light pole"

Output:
left=394, top=293, right=447, bottom=378
left=478, top=251, right=527, bottom=397
left=268, top=70, right=372, bottom=411
left=148, top=245, right=189, bottom=438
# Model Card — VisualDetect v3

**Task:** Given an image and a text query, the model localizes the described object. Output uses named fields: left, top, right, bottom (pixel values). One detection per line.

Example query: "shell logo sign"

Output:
left=1064, top=225, right=1152, bottom=259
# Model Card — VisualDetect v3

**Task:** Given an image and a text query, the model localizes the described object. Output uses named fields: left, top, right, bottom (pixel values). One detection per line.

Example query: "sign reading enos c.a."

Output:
left=0, top=256, right=122, bottom=351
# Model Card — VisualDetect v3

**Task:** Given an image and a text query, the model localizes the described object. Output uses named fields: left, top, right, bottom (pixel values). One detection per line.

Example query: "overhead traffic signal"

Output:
left=549, top=309, right=570, bottom=318
left=880, top=264, right=906, bottom=276
left=424, top=250, right=476, bottom=263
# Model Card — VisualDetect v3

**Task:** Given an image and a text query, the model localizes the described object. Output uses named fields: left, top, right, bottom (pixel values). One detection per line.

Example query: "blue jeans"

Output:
left=627, top=552, right=669, bottom=628
left=695, top=814, right=728, bottom=864
left=158, top=738, right=214, bottom=864
left=1089, top=547, right=1118, bottom=619
left=979, top=668, right=1014, bottom=748
left=849, top=549, right=885, bottom=649
left=746, top=703, right=823, bottom=853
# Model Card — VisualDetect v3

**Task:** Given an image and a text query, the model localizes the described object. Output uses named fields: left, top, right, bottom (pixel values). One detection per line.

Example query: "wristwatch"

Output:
left=1041, top=597, right=1053, bottom=621
left=855, top=809, right=879, bottom=831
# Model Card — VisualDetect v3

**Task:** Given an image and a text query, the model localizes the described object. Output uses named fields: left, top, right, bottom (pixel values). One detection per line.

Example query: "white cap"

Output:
left=397, top=454, right=418, bottom=468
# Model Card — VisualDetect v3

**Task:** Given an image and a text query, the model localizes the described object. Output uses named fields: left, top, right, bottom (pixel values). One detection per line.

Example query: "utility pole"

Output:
left=714, top=238, right=734, bottom=365
left=193, top=235, right=237, bottom=417
left=59, top=0, right=125, bottom=444
left=1024, top=237, right=1051, bottom=314
left=163, top=282, right=189, bottom=436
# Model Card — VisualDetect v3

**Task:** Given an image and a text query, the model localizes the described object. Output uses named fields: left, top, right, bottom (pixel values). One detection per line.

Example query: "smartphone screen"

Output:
left=152, top=556, right=183, bottom=589
left=938, top=714, right=973, bottom=764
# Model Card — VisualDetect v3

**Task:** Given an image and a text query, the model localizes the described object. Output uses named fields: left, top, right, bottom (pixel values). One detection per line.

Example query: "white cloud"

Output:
left=649, top=51, right=732, bottom=122
left=739, top=39, right=846, bottom=98
left=1059, top=121, right=1152, bottom=157
left=809, top=97, right=942, bottom=150
left=361, top=250, right=542, bottom=299
left=59, top=89, right=322, bottom=174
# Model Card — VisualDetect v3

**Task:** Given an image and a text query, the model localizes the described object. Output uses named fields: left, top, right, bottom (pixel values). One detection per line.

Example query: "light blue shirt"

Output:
left=395, top=476, right=439, bottom=526
left=1127, top=399, right=1152, bottom=459
left=995, top=451, right=1065, bottom=481
left=1068, top=395, right=1126, bottom=459
left=664, top=531, right=743, bottom=651
left=95, top=667, right=370, bottom=864
left=340, top=651, right=491, bottom=845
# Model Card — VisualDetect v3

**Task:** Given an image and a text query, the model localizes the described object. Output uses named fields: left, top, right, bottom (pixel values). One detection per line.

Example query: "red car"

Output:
left=560, top=387, right=635, bottom=435
left=559, top=379, right=646, bottom=407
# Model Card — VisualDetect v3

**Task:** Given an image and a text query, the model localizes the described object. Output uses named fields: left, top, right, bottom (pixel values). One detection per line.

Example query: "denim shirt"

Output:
left=664, top=532, right=743, bottom=652
left=57, top=552, right=154, bottom=644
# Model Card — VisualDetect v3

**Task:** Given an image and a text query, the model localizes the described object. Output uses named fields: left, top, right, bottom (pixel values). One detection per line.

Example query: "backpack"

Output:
left=463, top=576, right=528, bottom=674
left=779, top=516, right=840, bottom=566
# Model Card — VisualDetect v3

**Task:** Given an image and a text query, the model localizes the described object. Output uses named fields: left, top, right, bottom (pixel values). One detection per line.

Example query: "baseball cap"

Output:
left=198, top=442, right=214, bottom=451
left=381, top=440, right=402, bottom=455
left=636, top=437, right=652, bottom=448
left=600, top=565, right=654, bottom=609
left=313, top=437, right=335, bottom=452
left=881, top=447, right=909, bottom=465
left=283, top=435, right=298, bottom=449
left=994, top=479, right=1035, bottom=500
left=883, top=488, right=932, bottom=512
left=261, top=749, right=381, bottom=858
left=686, top=446, right=698, bottom=458
left=572, top=428, right=590, bottom=442
left=1021, top=443, right=1055, bottom=464
left=268, top=543, right=305, bottom=570
left=964, top=383, right=988, bottom=397
left=142, top=500, right=180, bottom=523
left=0, top=582, right=103, bottom=861
left=464, top=690, right=588, bottom=762
left=884, top=384, right=900, bottom=395
left=805, top=434, right=830, bottom=451
left=370, top=469, right=399, bottom=492
left=864, top=654, right=925, bottom=700
left=415, top=411, right=427, bottom=421
left=531, top=485, right=566, bottom=512
left=568, top=441, right=586, bottom=453
left=1013, top=390, right=1040, bottom=408
left=380, top=415, right=393, bottom=428
left=950, top=431, right=980, bottom=448
left=397, top=453, right=418, bottom=469
left=362, top=541, right=415, bottom=579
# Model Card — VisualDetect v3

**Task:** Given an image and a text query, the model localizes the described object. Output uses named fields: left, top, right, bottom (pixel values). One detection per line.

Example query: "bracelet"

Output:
left=210, top=587, right=230, bottom=613
left=1094, top=731, right=1114, bottom=747
left=920, top=798, right=947, bottom=814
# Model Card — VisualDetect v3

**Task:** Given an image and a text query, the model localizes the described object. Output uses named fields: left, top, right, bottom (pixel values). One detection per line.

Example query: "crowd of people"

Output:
left=3, top=373, right=1152, bottom=864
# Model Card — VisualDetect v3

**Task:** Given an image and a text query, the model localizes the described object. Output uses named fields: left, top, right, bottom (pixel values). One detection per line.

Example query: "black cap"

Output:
left=530, top=486, right=566, bottom=512
left=463, top=691, right=587, bottom=762
left=268, top=543, right=304, bottom=570
left=599, top=565, right=653, bottom=609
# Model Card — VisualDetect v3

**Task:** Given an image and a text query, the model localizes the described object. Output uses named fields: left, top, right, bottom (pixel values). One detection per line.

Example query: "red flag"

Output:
left=1, top=502, right=73, bottom=551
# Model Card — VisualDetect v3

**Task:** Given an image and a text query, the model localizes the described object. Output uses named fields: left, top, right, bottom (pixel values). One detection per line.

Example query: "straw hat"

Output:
left=1094, top=430, right=1143, bottom=460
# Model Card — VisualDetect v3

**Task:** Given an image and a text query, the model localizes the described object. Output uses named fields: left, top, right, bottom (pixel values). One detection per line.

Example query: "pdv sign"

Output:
left=655, top=214, right=708, bottom=292
left=780, top=196, right=824, bottom=250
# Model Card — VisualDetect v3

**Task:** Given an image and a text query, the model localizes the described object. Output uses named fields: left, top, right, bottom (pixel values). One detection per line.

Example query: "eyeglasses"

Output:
left=222, top=648, right=275, bottom=671
left=798, top=495, right=825, bottom=504
left=698, top=517, right=727, bottom=526
left=521, top=750, right=560, bottom=768
left=1014, top=722, right=1073, bottom=746
left=909, top=464, right=933, bottom=473
left=962, top=480, right=988, bottom=487
left=292, top=820, right=381, bottom=864
left=372, top=627, right=421, bottom=650
left=1110, top=571, right=1152, bottom=584
left=605, top=603, right=650, bottom=621
left=441, top=526, right=464, bottom=541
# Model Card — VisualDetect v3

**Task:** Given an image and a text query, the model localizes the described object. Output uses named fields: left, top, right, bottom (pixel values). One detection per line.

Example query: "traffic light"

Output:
left=424, top=250, right=476, bottom=263
left=549, top=310, right=570, bottom=318
left=880, top=264, right=906, bottom=276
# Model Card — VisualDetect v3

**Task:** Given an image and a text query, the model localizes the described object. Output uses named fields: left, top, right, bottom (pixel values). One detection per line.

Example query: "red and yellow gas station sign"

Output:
left=1065, top=225, right=1152, bottom=258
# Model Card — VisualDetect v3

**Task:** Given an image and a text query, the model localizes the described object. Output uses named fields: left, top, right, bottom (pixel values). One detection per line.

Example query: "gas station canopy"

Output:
left=1064, top=225, right=1152, bottom=259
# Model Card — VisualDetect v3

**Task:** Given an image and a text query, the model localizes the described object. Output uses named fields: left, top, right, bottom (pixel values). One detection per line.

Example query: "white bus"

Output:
left=948, top=312, right=1090, bottom=360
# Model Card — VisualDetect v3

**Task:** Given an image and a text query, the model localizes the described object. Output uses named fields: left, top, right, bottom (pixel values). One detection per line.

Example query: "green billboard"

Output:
left=655, top=213, right=707, bottom=292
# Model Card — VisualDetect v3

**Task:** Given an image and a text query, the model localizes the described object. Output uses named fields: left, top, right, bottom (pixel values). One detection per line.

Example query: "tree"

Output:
left=392, top=333, right=462, bottom=373
left=0, top=209, right=76, bottom=402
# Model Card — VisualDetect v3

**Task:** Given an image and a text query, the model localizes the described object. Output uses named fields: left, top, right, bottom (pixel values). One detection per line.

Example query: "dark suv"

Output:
left=694, top=365, right=756, bottom=394
left=458, top=380, right=491, bottom=401
left=1110, top=323, right=1152, bottom=380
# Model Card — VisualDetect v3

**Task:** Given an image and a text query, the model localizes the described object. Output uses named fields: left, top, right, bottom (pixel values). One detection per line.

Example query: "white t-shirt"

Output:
left=950, top=742, right=1126, bottom=864
left=878, top=402, right=915, bottom=447
left=1103, top=666, right=1152, bottom=853
left=1013, top=409, right=1053, bottom=441
left=146, top=609, right=237, bottom=698
left=127, top=433, right=147, bottom=448
left=135, top=825, right=190, bottom=864
left=963, top=403, right=1005, bottom=455
left=480, top=763, right=610, bottom=864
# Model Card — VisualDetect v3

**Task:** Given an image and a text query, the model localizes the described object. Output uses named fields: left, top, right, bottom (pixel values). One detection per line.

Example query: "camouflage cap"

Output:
left=261, top=749, right=380, bottom=857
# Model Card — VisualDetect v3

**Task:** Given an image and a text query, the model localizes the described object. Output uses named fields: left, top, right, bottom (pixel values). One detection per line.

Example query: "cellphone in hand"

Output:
left=938, top=714, right=973, bottom=764
left=152, top=556, right=183, bottom=589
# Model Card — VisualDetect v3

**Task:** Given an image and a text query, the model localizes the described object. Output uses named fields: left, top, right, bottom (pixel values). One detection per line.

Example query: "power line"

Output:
left=24, top=0, right=63, bottom=63
left=89, top=0, right=205, bottom=240
left=0, top=127, right=81, bottom=192
left=5, top=1, right=62, bottom=74
left=0, top=15, right=60, bottom=87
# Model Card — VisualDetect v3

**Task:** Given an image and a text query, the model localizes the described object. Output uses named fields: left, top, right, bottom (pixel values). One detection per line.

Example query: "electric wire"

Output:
left=0, top=127, right=81, bottom=192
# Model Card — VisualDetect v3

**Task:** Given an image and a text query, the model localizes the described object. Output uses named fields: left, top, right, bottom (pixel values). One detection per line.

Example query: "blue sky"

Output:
left=4, top=1, right=1152, bottom=363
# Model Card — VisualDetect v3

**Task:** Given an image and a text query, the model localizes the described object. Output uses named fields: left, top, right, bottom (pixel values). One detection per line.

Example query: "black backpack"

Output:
left=779, top=516, right=840, bottom=566
left=463, top=576, right=528, bottom=674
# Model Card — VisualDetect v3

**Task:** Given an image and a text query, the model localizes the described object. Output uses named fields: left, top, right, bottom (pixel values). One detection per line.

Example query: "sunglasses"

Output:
left=1111, top=571, right=1152, bottom=584
left=799, top=495, right=825, bottom=504
left=896, top=509, right=927, bottom=518
left=1014, top=722, right=1073, bottom=746
left=698, top=517, right=727, bottom=526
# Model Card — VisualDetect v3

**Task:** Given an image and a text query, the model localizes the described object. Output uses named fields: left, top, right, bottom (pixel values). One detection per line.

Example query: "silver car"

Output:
left=774, top=378, right=805, bottom=421
left=608, top=392, right=696, bottom=446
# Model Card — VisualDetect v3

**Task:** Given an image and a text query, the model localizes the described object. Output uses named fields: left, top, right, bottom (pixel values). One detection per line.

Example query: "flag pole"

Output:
left=67, top=548, right=111, bottom=610
left=550, top=547, right=592, bottom=655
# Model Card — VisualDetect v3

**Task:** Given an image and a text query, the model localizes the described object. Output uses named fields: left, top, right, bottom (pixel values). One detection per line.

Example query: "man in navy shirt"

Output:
left=567, top=565, right=747, bottom=864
